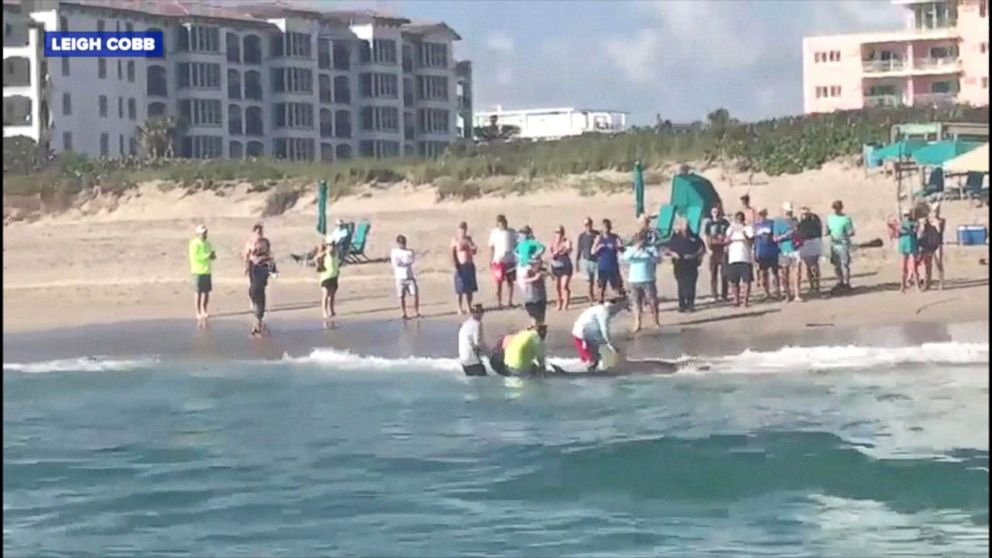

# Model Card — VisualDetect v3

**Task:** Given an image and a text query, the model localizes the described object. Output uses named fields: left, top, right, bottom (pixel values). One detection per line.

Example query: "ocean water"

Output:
left=3, top=342, right=989, bottom=557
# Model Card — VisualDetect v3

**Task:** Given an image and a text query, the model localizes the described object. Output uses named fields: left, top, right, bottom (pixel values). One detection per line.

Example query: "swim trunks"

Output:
left=396, top=278, right=418, bottom=298
left=193, top=273, right=212, bottom=294
left=454, top=262, right=478, bottom=294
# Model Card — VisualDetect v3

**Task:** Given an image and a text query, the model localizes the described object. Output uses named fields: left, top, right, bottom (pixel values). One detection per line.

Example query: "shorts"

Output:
left=726, top=262, right=753, bottom=284
left=579, top=258, right=597, bottom=280
left=630, top=281, right=658, bottom=306
left=597, top=268, right=623, bottom=290
left=779, top=252, right=800, bottom=268
left=321, top=277, right=339, bottom=291
left=461, top=363, right=487, bottom=377
left=573, top=335, right=598, bottom=363
left=454, top=263, right=478, bottom=294
left=488, top=347, right=508, bottom=376
left=831, top=243, right=851, bottom=267
left=193, top=273, right=212, bottom=294
left=798, top=238, right=822, bottom=263
left=396, top=278, right=418, bottom=298
left=757, top=256, right=779, bottom=272
left=491, top=261, right=516, bottom=284
left=524, top=301, right=547, bottom=323
left=550, top=259, right=573, bottom=278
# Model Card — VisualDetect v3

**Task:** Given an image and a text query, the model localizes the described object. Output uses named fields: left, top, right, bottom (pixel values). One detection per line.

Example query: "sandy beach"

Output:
left=3, top=162, right=989, bottom=347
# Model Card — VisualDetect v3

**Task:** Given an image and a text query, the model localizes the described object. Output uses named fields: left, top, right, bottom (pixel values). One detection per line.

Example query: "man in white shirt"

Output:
left=725, top=211, right=754, bottom=307
left=458, top=304, right=488, bottom=376
left=571, top=297, right=629, bottom=371
left=488, top=214, right=518, bottom=309
left=390, top=234, right=421, bottom=319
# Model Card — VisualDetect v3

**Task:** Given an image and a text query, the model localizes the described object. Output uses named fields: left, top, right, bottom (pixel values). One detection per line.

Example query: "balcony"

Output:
left=863, top=59, right=906, bottom=73
left=913, top=92, right=957, bottom=106
left=912, top=57, right=961, bottom=73
left=864, top=94, right=904, bottom=108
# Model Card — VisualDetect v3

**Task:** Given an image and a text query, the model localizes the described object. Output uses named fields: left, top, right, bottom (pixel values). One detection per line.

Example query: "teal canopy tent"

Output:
left=316, top=180, right=328, bottom=235
left=869, top=139, right=929, bottom=165
left=912, top=140, right=984, bottom=166
left=655, top=173, right=721, bottom=240
left=633, top=161, right=645, bottom=217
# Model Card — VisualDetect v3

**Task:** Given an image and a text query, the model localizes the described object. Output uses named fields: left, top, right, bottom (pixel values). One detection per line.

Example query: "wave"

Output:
left=290, top=341, right=988, bottom=375
left=3, top=356, right=158, bottom=374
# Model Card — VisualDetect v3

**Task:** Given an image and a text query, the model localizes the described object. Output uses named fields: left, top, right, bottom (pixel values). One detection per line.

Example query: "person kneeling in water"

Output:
left=571, top=297, right=629, bottom=371
left=502, top=324, right=548, bottom=376
left=458, top=304, right=488, bottom=376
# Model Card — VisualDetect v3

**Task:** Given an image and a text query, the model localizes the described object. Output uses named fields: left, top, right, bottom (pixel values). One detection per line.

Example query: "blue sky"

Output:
left=319, top=0, right=907, bottom=124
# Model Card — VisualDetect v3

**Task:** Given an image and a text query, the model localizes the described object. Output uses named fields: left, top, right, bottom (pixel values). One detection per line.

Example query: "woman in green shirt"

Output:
left=316, top=236, right=341, bottom=320
left=896, top=209, right=922, bottom=293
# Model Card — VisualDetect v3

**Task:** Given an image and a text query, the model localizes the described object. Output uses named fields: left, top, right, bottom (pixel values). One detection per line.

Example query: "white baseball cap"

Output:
left=782, top=202, right=794, bottom=212
left=195, top=224, right=207, bottom=234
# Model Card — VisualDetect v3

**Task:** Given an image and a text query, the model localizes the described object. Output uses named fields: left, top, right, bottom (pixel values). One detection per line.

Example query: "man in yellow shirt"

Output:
left=502, top=324, right=548, bottom=376
left=188, top=224, right=216, bottom=321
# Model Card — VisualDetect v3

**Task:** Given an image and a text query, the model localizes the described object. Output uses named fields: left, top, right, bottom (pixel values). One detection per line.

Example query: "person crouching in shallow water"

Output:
left=458, top=304, right=488, bottom=376
left=522, top=257, right=549, bottom=327
left=390, top=235, right=421, bottom=319
left=451, top=221, right=479, bottom=315
left=502, top=324, right=549, bottom=376
left=188, top=224, right=216, bottom=322
left=665, top=218, right=706, bottom=312
left=622, top=231, right=660, bottom=332
left=315, top=235, right=340, bottom=322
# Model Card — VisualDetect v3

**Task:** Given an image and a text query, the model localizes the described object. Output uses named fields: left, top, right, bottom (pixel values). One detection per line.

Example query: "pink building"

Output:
left=802, top=0, right=989, bottom=113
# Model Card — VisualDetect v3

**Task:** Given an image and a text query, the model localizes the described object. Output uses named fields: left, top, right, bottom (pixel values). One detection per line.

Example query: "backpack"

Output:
left=920, top=223, right=941, bottom=251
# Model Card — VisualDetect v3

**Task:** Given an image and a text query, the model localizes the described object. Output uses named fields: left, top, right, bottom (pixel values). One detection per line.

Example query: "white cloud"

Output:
left=604, top=29, right=660, bottom=84
left=485, top=31, right=515, bottom=55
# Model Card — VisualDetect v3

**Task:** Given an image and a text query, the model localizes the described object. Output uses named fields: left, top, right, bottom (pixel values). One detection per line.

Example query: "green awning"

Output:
left=912, top=140, right=984, bottom=166
left=872, top=139, right=929, bottom=163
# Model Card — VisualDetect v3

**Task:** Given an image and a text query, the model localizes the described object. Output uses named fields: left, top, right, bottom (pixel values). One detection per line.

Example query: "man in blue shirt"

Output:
left=622, top=231, right=660, bottom=332
left=773, top=202, right=802, bottom=302
left=592, top=218, right=624, bottom=303
left=753, top=208, right=781, bottom=300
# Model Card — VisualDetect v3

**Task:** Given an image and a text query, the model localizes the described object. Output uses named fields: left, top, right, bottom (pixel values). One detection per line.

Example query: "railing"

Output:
left=912, top=57, right=960, bottom=71
left=913, top=92, right=957, bottom=106
left=864, top=94, right=904, bottom=108
left=862, top=59, right=905, bottom=73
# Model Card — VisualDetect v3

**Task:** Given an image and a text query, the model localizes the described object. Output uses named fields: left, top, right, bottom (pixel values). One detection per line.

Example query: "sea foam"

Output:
left=3, top=356, right=159, bottom=374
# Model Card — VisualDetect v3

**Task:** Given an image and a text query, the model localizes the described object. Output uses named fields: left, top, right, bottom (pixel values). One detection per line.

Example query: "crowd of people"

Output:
left=184, top=191, right=948, bottom=352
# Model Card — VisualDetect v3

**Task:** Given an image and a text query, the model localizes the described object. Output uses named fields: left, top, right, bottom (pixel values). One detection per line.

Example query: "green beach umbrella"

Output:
left=316, top=180, right=328, bottom=236
left=633, top=161, right=645, bottom=217
left=872, top=139, right=929, bottom=163
left=912, top=140, right=984, bottom=166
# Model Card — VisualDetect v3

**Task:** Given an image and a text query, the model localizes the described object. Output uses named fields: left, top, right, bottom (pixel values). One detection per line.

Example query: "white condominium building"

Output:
left=472, top=106, right=628, bottom=141
left=2, top=0, right=473, bottom=161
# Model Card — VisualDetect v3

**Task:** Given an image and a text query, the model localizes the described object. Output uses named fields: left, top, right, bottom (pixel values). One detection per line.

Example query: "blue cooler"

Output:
left=957, top=225, right=988, bottom=246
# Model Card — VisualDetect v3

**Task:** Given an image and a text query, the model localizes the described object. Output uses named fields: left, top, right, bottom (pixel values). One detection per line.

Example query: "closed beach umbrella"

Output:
left=316, top=180, right=328, bottom=235
left=912, top=140, right=983, bottom=166
left=633, top=161, right=645, bottom=217
left=942, top=143, right=989, bottom=174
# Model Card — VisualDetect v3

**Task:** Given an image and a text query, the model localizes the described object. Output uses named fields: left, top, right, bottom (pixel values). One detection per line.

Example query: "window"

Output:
left=333, top=42, right=350, bottom=70
left=245, top=106, right=264, bottom=136
left=273, top=32, right=312, bottom=59
left=129, top=136, right=137, bottom=156
left=273, top=102, right=314, bottom=129
left=417, top=108, right=449, bottom=134
left=271, top=67, right=313, bottom=94
left=99, top=95, right=108, bottom=117
left=418, top=141, right=449, bottom=158
left=829, top=86, right=842, bottom=97
left=100, top=133, right=109, bottom=156
left=359, top=72, right=398, bottom=98
left=829, top=50, right=840, bottom=62
left=119, top=134, right=124, bottom=156
left=127, top=61, right=135, bottom=83
left=60, top=16, right=68, bottom=30
left=229, top=104, right=243, bottom=135
left=417, top=42, right=448, bottom=68
left=118, top=97, right=123, bottom=119
left=358, top=140, right=400, bottom=159
left=177, top=63, right=221, bottom=89
left=416, top=75, right=449, bottom=101
left=98, top=58, right=106, bottom=79
left=274, top=137, right=315, bottom=161
left=128, top=98, right=136, bottom=121
left=179, top=99, right=223, bottom=126
left=97, top=19, right=105, bottom=32
left=61, top=57, right=69, bottom=76
left=126, top=22, right=133, bottom=33
left=245, top=70, right=263, bottom=100
left=814, top=52, right=823, bottom=63
left=147, top=65, right=168, bottom=96
left=931, top=80, right=954, bottom=93
left=319, top=74, right=332, bottom=103
left=181, top=136, right=224, bottom=159
left=359, top=106, right=399, bottom=132
left=185, top=26, right=220, bottom=52
left=117, top=60, right=122, bottom=80
left=62, top=93, right=71, bottom=115
left=63, top=131, right=72, bottom=151
left=226, top=32, right=241, bottom=63
left=372, top=39, right=397, bottom=64
left=318, top=39, right=331, bottom=69
left=334, top=76, right=350, bottom=104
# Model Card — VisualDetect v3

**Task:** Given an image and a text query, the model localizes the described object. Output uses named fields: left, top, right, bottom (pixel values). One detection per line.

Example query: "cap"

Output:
left=520, top=225, right=533, bottom=235
left=782, top=202, right=794, bottom=212
left=195, top=224, right=207, bottom=234
left=325, top=234, right=336, bottom=244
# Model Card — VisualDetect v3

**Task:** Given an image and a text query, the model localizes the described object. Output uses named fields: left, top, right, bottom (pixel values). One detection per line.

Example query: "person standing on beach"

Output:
left=665, top=218, right=706, bottom=312
left=514, top=225, right=545, bottom=295
left=753, top=208, right=780, bottom=300
left=726, top=211, right=754, bottom=307
left=488, top=214, right=517, bottom=309
left=315, top=236, right=340, bottom=321
left=622, top=231, right=660, bottom=332
left=522, top=257, right=549, bottom=326
left=919, top=203, right=945, bottom=290
left=243, top=223, right=276, bottom=336
left=458, top=304, right=488, bottom=376
left=702, top=205, right=730, bottom=302
left=740, top=194, right=758, bottom=226
left=826, top=200, right=855, bottom=294
left=797, top=206, right=824, bottom=295
left=390, top=235, right=421, bottom=319
left=549, top=226, right=574, bottom=310
left=592, top=219, right=625, bottom=303
left=451, top=222, right=478, bottom=314
left=896, top=209, right=922, bottom=293
left=576, top=217, right=600, bottom=305
left=637, top=214, right=662, bottom=248
left=188, top=224, right=216, bottom=321
left=774, top=203, right=802, bottom=302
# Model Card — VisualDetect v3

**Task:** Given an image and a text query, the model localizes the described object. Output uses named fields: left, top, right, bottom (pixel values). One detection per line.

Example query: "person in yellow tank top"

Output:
left=188, top=224, right=216, bottom=322
left=316, top=236, right=341, bottom=321
left=502, top=325, right=548, bottom=376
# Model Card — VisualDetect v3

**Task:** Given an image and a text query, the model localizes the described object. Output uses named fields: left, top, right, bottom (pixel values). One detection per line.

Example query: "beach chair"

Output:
left=914, top=167, right=945, bottom=199
left=963, top=172, right=987, bottom=202
left=346, top=221, right=371, bottom=263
